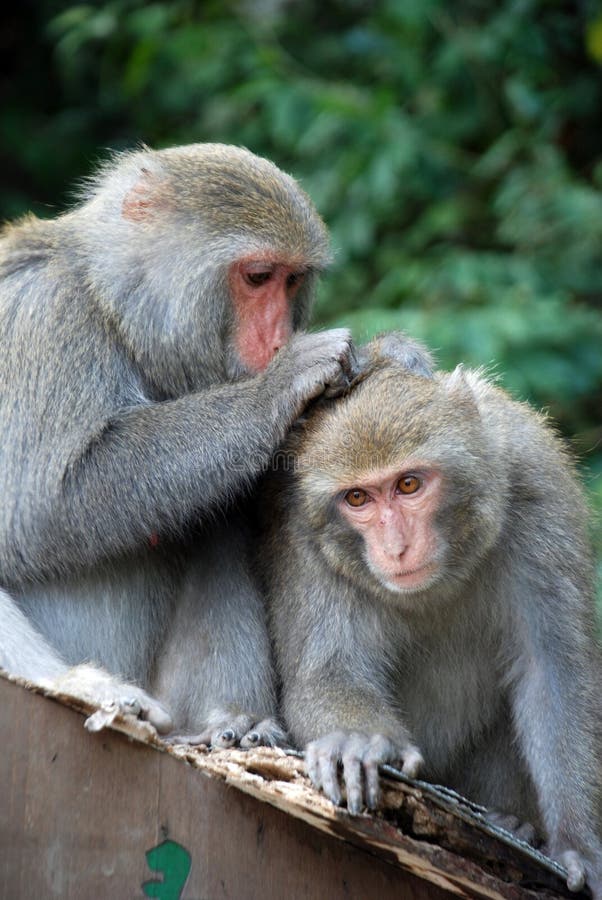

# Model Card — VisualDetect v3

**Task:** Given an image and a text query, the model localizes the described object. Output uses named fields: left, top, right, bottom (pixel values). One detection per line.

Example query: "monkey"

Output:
left=260, top=345, right=602, bottom=897
left=0, top=141, right=359, bottom=748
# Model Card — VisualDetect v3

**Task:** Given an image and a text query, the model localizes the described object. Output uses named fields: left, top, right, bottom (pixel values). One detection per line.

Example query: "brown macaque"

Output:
left=0, top=142, right=356, bottom=747
left=261, top=344, right=602, bottom=897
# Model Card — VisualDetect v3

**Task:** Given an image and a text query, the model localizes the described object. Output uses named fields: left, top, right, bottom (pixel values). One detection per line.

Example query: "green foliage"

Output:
left=3, top=0, right=601, bottom=605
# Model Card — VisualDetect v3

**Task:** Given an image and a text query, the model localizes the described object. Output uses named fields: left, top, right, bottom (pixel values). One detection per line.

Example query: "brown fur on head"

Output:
left=288, top=362, right=508, bottom=600
left=86, top=143, right=332, bottom=269
left=65, top=142, right=334, bottom=389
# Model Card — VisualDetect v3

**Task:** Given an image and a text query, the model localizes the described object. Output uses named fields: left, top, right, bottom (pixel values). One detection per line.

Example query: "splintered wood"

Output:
left=0, top=672, right=585, bottom=900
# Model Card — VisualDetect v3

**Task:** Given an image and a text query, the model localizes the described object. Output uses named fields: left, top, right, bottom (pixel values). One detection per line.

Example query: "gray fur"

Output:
left=0, top=142, right=351, bottom=744
left=261, top=351, right=602, bottom=897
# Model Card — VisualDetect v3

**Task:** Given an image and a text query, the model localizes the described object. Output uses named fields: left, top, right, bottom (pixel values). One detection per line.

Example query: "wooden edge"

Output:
left=1, top=670, right=582, bottom=900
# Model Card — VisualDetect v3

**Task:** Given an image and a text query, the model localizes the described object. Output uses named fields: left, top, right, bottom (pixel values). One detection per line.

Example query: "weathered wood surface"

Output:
left=0, top=674, right=586, bottom=900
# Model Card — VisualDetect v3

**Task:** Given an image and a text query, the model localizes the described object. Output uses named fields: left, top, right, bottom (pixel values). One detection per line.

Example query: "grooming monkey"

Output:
left=261, top=347, right=602, bottom=897
left=0, top=142, right=360, bottom=746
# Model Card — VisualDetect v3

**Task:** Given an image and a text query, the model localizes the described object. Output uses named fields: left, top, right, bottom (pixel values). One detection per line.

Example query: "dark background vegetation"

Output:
left=2, top=0, right=601, bottom=603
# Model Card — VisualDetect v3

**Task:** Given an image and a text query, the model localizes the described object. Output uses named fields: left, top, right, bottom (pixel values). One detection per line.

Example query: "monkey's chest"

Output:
left=397, top=644, right=501, bottom=776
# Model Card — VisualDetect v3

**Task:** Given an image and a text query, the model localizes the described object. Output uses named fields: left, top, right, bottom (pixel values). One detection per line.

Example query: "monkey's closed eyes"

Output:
left=245, top=270, right=273, bottom=286
left=0, top=141, right=357, bottom=753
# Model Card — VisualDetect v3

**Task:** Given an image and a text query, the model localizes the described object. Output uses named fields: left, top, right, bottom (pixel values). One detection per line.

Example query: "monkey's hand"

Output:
left=52, top=664, right=173, bottom=734
left=166, top=711, right=287, bottom=750
left=305, top=730, right=424, bottom=815
left=550, top=848, right=602, bottom=898
left=269, top=328, right=356, bottom=415
left=357, top=332, right=435, bottom=378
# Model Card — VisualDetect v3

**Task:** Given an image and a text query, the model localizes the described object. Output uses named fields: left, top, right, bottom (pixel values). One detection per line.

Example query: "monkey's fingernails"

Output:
left=213, top=728, right=237, bottom=748
left=320, top=759, right=342, bottom=807
left=364, top=763, right=381, bottom=810
left=342, top=753, right=363, bottom=815
left=240, top=730, right=260, bottom=747
left=346, top=792, right=363, bottom=816
left=566, top=870, right=586, bottom=893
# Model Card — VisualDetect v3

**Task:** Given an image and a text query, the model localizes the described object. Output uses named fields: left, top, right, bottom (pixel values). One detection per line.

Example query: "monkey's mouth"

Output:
left=380, top=563, right=438, bottom=592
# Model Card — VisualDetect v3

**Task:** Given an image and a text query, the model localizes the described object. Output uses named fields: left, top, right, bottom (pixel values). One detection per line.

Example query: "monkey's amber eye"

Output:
left=245, top=271, right=272, bottom=286
left=345, top=489, right=368, bottom=507
left=397, top=475, right=421, bottom=495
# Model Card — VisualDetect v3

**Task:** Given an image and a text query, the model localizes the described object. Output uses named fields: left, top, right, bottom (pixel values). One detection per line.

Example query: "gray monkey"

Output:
left=261, top=344, right=602, bottom=897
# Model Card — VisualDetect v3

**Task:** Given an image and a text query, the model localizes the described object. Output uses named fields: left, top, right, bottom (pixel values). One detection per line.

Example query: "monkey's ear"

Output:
left=122, top=168, right=168, bottom=222
left=442, top=366, right=480, bottom=417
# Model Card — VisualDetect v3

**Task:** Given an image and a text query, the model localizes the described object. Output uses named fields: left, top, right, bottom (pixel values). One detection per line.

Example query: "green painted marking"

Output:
left=142, top=839, right=192, bottom=900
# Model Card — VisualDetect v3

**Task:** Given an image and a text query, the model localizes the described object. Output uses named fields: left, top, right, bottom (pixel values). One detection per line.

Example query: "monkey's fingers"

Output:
left=400, top=745, right=424, bottom=779
left=363, top=759, right=381, bottom=811
left=363, top=736, right=390, bottom=808
left=558, top=850, right=586, bottom=893
left=306, top=737, right=343, bottom=806
left=319, top=753, right=343, bottom=807
left=341, top=739, right=366, bottom=815
left=138, top=700, right=173, bottom=734
left=323, top=339, right=359, bottom=397
left=487, top=811, right=538, bottom=846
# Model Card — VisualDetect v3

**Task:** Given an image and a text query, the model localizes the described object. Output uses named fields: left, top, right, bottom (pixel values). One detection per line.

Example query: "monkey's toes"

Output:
left=240, top=717, right=287, bottom=748
left=210, top=713, right=286, bottom=749
left=212, top=723, right=246, bottom=748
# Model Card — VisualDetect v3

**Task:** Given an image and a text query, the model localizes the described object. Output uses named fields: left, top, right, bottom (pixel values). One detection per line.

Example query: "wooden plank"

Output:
left=0, top=679, right=453, bottom=900
left=0, top=677, right=578, bottom=900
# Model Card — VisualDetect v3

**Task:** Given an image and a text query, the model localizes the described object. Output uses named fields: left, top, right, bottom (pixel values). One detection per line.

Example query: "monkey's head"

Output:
left=293, top=364, right=506, bottom=608
left=79, top=143, right=331, bottom=388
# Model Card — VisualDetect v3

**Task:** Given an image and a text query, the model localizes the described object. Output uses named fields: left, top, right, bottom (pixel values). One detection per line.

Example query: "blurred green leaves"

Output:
left=2, top=0, right=601, bottom=599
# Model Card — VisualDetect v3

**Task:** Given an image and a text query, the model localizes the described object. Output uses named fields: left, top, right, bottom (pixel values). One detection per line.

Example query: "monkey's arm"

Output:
left=0, top=588, right=68, bottom=683
left=272, top=568, right=423, bottom=813
left=508, top=567, right=602, bottom=896
left=500, top=456, right=602, bottom=900
left=470, top=382, right=602, bottom=896
left=1, top=330, right=352, bottom=584
left=0, top=589, right=173, bottom=730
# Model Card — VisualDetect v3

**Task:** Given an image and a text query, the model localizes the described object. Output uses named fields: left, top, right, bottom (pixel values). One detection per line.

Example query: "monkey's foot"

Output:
left=486, top=810, right=539, bottom=845
left=306, top=730, right=424, bottom=816
left=52, top=664, right=173, bottom=734
left=166, top=712, right=287, bottom=750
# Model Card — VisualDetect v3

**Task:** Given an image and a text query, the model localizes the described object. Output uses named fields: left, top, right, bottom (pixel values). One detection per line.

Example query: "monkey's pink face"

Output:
left=338, top=466, right=444, bottom=594
left=229, top=258, right=308, bottom=373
